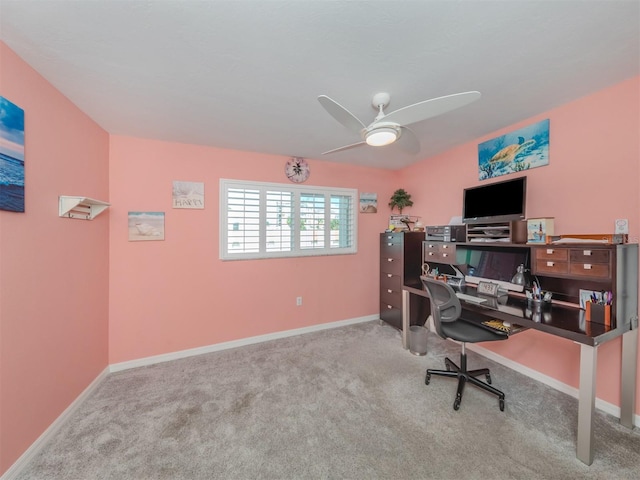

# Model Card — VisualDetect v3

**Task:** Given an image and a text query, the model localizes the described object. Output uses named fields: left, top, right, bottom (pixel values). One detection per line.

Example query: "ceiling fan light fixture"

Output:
left=365, top=127, right=398, bottom=146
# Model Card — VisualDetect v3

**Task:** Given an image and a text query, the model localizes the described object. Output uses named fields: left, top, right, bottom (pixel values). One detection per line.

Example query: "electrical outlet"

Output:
left=296, top=296, right=303, bottom=306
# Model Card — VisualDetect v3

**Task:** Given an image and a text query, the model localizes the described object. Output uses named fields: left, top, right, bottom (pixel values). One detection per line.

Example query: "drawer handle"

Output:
left=583, top=250, right=591, bottom=256
left=428, top=244, right=434, bottom=248
left=442, top=245, right=448, bottom=249
left=387, top=274, right=392, bottom=278
left=387, top=305, right=393, bottom=309
left=387, top=236, right=393, bottom=239
left=442, top=253, right=448, bottom=257
left=584, top=264, right=592, bottom=270
left=428, top=252, right=434, bottom=256
left=546, top=249, right=554, bottom=254
left=387, top=289, right=393, bottom=293
left=387, top=243, right=393, bottom=246
left=546, top=261, right=554, bottom=267
left=387, top=258, right=394, bottom=262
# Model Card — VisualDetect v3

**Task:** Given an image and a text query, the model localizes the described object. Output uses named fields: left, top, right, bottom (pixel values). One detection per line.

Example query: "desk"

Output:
left=402, top=283, right=638, bottom=466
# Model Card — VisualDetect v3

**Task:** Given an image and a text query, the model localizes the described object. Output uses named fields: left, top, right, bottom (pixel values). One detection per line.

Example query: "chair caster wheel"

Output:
left=425, top=373, right=431, bottom=385
left=486, top=373, right=492, bottom=384
left=499, top=398, right=505, bottom=411
left=453, top=397, right=461, bottom=411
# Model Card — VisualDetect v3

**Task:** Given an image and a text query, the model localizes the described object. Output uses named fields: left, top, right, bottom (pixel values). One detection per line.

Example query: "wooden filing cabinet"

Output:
left=380, top=231, right=426, bottom=330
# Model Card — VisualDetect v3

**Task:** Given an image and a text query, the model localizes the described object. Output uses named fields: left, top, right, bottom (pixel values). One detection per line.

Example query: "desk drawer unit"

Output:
left=569, top=248, right=611, bottom=279
left=533, top=247, right=569, bottom=276
left=379, top=231, right=425, bottom=330
left=532, top=246, right=611, bottom=280
left=423, top=241, right=457, bottom=264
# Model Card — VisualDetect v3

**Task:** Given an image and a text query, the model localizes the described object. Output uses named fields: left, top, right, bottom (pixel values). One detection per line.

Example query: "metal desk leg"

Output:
left=577, top=344, right=597, bottom=465
left=620, top=329, right=638, bottom=429
left=402, top=289, right=410, bottom=349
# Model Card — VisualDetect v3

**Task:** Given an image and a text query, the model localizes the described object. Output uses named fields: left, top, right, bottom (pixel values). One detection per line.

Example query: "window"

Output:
left=220, top=179, right=357, bottom=260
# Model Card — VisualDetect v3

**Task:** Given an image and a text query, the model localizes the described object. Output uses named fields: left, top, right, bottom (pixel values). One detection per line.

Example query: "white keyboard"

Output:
left=455, top=292, right=487, bottom=304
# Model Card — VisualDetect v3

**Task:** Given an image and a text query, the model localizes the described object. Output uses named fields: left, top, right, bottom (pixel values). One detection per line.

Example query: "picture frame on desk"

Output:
left=579, top=289, right=603, bottom=309
left=527, top=217, right=554, bottom=244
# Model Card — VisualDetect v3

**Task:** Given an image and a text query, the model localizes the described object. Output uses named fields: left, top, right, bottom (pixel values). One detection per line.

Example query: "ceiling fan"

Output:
left=317, top=90, right=481, bottom=155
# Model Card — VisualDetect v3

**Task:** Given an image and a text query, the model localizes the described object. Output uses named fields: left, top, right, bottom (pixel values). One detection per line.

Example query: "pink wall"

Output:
left=1, top=36, right=638, bottom=477
left=0, top=43, right=110, bottom=474
left=400, top=76, right=640, bottom=408
left=108, top=137, right=398, bottom=363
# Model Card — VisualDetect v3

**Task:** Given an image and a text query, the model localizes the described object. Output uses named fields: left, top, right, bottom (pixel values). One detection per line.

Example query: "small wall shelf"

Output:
left=59, top=196, right=110, bottom=220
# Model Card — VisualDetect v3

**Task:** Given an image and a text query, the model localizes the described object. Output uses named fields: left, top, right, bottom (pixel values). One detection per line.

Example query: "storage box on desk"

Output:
left=527, top=218, right=554, bottom=244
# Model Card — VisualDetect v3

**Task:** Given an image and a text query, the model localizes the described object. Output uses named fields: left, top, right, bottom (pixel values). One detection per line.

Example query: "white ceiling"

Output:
left=1, top=0, right=638, bottom=170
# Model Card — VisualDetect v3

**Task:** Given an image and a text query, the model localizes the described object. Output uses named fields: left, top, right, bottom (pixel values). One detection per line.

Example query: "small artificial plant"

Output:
left=389, top=188, right=413, bottom=214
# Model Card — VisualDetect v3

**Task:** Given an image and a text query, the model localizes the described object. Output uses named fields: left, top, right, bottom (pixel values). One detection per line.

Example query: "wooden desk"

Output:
left=402, top=283, right=638, bottom=466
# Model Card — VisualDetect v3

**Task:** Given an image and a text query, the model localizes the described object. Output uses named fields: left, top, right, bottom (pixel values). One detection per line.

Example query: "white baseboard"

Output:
left=1, top=367, right=110, bottom=480
left=1, top=315, right=376, bottom=479
left=109, top=314, right=379, bottom=372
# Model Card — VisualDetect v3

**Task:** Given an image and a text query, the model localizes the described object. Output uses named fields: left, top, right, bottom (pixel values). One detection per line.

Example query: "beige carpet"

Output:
left=14, top=321, right=640, bottom=479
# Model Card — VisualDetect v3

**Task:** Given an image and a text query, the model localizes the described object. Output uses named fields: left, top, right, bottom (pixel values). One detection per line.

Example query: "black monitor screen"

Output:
left=463, top=176, right=526, bottom=223
left=474, top=250, right=528, bottom=283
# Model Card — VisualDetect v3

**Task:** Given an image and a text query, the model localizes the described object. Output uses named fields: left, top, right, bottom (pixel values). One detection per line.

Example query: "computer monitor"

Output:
left=465, top=247, right=529, bottom=292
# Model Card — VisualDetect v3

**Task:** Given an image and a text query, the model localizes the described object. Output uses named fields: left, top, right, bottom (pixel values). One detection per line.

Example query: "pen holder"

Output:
left=585, top=302, right=612, bottom=327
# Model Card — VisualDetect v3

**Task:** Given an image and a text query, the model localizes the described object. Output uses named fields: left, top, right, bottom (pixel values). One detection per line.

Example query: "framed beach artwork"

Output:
left=359, top=192, right=377, bottom=213
left=172, top=180, right=204, bottom=209
left=478, top=119, right=550, bottom=180
left=128, top=212, right=165, bottom=241
left=0, top=97, right=25, bottom=212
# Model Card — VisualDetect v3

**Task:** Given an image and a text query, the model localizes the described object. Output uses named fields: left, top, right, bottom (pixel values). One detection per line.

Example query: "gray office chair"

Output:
left=421, top=276, right=508, bottom=411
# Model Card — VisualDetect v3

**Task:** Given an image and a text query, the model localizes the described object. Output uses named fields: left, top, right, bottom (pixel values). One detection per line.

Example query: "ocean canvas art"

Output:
left=0, top=97, right=25, bottom=212
left=478, top=119, right=550, bottom=180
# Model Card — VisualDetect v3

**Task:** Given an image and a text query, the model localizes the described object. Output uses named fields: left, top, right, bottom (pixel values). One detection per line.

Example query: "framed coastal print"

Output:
left=478, top=119, right=550, bottom=180
left=172, top=180, right=204, bottom=209
left=128, top=212, right=165, bottom=241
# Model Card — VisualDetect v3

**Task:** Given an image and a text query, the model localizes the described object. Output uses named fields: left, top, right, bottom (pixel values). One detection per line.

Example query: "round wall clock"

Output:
left=285, top=157, right=310, bottom=183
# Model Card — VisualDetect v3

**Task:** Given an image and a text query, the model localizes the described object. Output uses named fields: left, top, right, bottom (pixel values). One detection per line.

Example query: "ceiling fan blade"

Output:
left=322, top=140, right=366, bottom=155
left=318, top=95, right=366, bottom=135
left=398, top=126, right=420, bottom=154
left=382, top=91, right=481, bottom=127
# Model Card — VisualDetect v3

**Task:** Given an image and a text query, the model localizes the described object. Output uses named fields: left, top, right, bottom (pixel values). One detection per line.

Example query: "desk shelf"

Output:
left=466, top=220, right=527, bottom=243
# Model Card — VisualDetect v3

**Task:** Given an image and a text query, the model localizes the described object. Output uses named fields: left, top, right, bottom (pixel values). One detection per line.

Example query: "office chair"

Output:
left=421, top=276, right=508, bottom=411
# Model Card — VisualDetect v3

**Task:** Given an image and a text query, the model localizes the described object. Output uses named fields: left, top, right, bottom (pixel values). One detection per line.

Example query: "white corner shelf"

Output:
left=59, top=196, right=110, bottom=220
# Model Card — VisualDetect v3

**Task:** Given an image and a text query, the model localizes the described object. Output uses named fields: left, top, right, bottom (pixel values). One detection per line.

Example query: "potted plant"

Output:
left=389, top=188, right=413, bottom=214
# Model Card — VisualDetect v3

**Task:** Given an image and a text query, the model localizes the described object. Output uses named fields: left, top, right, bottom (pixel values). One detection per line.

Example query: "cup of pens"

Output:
left=585, top=291, right=613, bottom=327
left=526, top=282, right=552, bottom=309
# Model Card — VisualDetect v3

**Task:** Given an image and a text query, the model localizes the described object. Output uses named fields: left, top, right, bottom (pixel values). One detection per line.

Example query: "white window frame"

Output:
left=220, top=179, right=358, bottom=260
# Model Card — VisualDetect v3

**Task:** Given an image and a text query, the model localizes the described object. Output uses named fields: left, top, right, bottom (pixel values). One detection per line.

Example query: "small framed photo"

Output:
left=527, top=218, right=554, bottom=244
left=128, top=212, right=165, bottom=241
left=579, top=289, right=603, bottom=309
